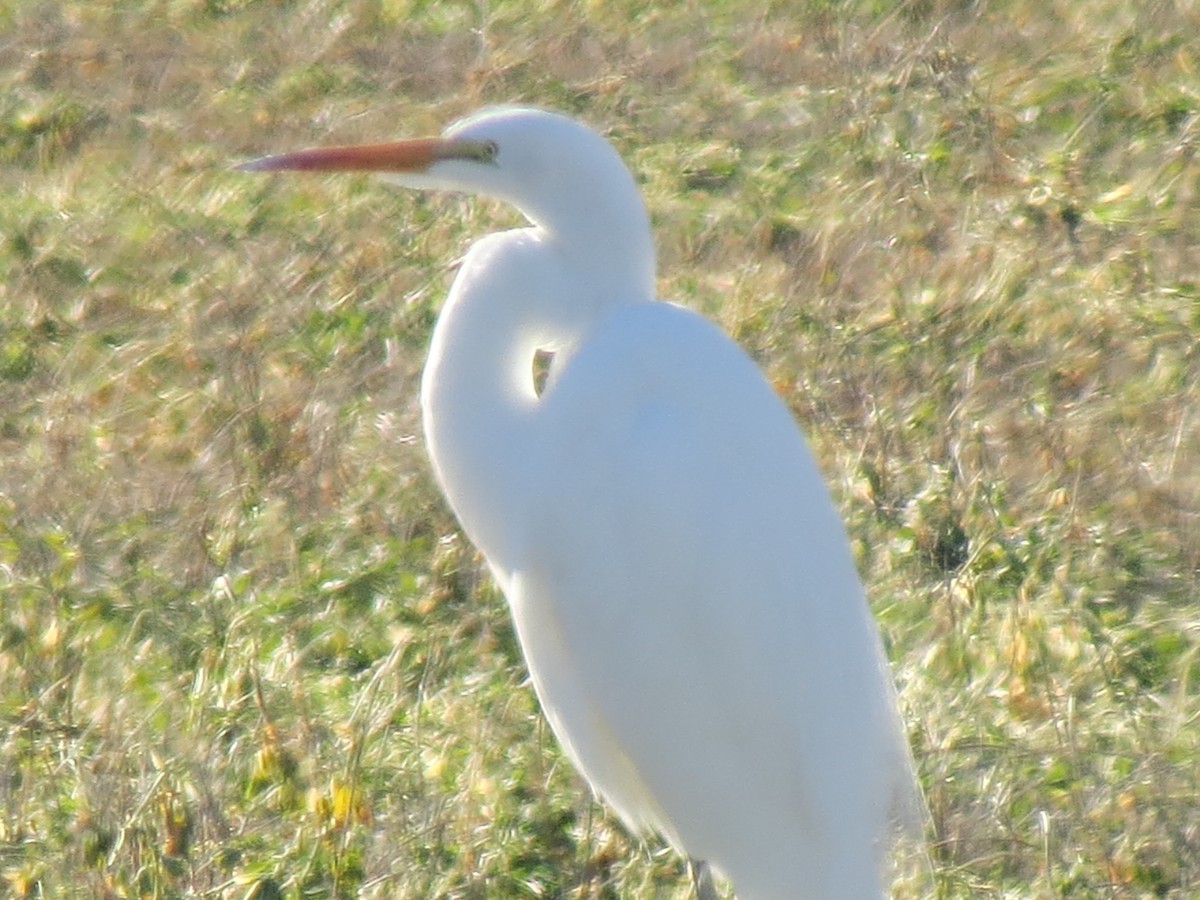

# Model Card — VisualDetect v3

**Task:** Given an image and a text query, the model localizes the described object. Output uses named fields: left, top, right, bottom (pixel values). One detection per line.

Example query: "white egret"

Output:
left=242, top=106, right=926, bottom=899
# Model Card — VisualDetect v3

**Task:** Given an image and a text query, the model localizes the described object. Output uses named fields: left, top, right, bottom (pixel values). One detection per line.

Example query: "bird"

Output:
left=241, top=106, right=926, bottom=899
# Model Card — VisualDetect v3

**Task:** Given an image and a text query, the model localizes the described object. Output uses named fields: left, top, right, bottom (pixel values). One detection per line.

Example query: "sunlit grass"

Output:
left=2, top=0, right=1198, bottom=896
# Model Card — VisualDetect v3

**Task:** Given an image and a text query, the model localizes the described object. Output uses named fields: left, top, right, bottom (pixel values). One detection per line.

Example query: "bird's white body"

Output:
left=246, top=106, right=925, bottom=899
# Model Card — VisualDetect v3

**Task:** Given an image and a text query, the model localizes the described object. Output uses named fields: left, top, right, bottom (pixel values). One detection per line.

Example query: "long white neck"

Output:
left=419, top=223, right=653, bottom=588
left=418, top=124, right=657, bottom=582
left=419, top=243, right=535, bottom=588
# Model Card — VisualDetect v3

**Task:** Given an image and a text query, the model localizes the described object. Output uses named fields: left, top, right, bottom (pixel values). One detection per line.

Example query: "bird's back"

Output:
left=505, top=300, right=923, bottom=899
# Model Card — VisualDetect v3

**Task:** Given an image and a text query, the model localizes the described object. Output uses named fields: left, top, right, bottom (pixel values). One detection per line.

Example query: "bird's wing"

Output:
left=509, top=301, right=922, bottom=886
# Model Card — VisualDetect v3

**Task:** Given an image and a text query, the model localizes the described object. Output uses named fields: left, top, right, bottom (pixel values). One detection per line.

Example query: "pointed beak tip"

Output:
left=236, top=156, right=276, bottom=173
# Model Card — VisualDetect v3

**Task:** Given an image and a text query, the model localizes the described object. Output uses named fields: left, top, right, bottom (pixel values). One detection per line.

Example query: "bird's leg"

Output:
left=689, top=858, right=720, bottom=900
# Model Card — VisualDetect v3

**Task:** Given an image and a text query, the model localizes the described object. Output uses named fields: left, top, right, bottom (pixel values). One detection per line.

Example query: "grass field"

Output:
left=2, top=0, right=1198, bottom=896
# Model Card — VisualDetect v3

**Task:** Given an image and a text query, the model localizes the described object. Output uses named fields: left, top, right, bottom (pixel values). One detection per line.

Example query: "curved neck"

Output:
left=419, top=219, right=655, bottom=585
left=518, top=160, right=655, bottom=307
left=420, top=262, right=537, bottom=585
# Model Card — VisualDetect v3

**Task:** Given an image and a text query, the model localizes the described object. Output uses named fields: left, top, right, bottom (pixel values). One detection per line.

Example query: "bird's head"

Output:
left=240, top=106, right=650, bottom=250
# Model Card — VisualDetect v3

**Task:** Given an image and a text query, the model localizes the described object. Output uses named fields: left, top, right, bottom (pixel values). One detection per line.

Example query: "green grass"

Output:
left=2, top=0, right=1198, bottom=896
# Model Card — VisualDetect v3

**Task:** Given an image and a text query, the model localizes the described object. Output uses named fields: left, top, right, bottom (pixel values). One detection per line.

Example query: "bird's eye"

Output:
left=447, top=139, right=499, bottom=165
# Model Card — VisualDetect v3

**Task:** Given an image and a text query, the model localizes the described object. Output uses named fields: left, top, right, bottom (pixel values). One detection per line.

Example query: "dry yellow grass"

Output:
left=1, top=0, right=1197, bottom=896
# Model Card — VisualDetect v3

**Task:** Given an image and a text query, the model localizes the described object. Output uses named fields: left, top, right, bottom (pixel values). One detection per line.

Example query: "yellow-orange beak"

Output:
left=239, top=137, right=496, bottom=173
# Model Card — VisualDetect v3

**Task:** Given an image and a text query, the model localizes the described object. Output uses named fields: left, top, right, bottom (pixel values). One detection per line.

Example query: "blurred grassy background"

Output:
left=1, top=0, right=1198, bottom=896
